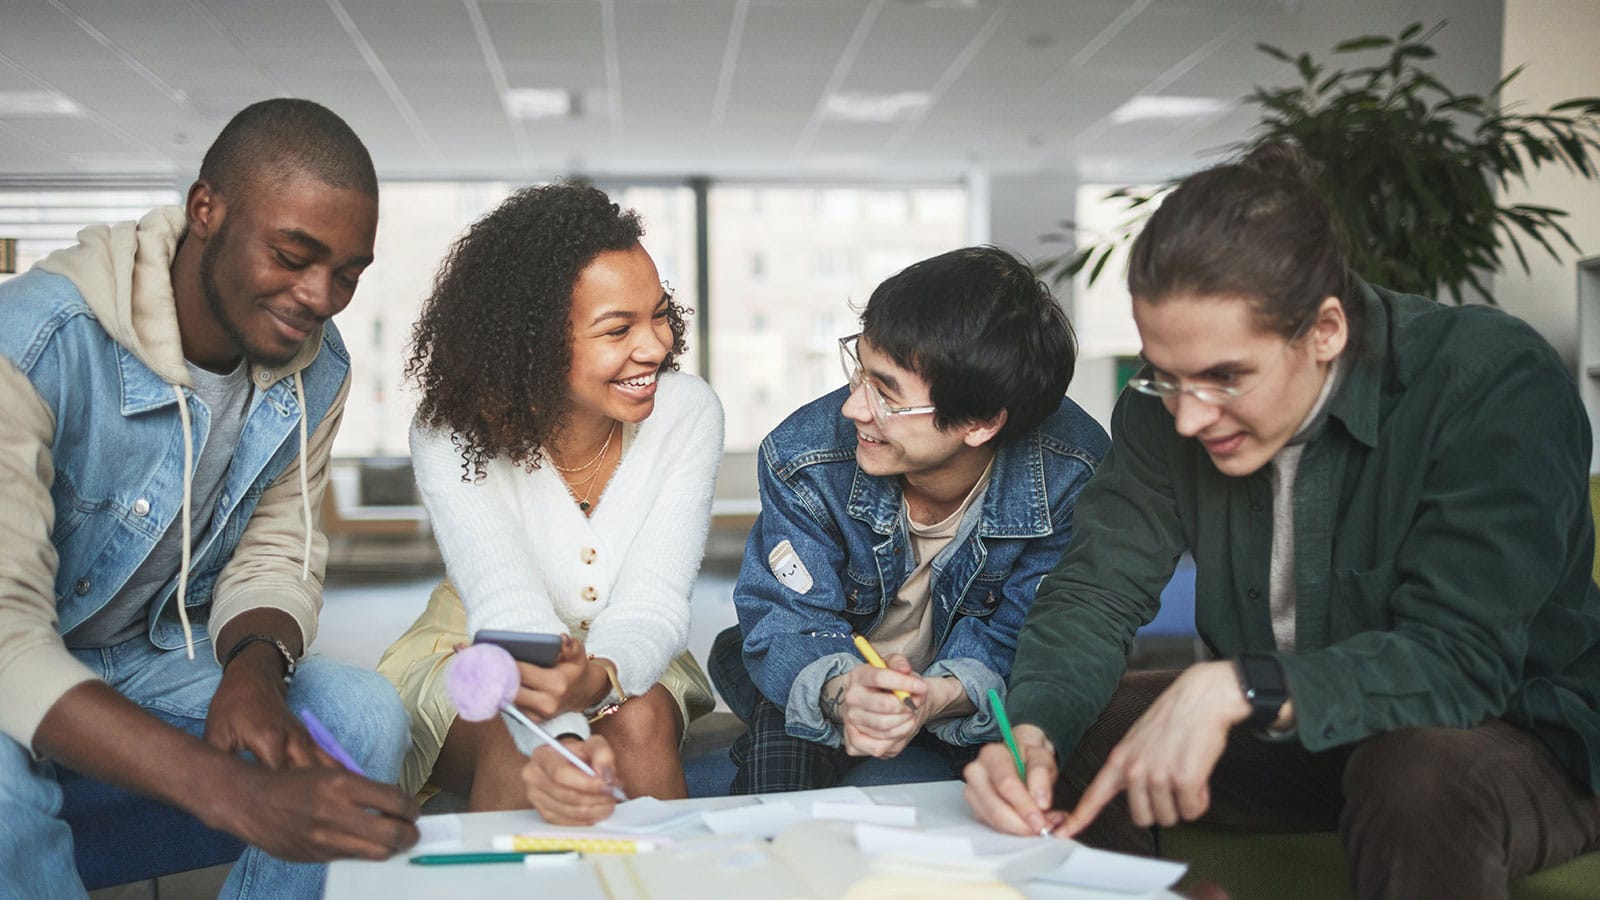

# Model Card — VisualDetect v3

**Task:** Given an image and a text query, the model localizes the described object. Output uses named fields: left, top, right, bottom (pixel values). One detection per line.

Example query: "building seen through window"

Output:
left=3, top=181, right=967, bottom=459
left=707, top=185, right=966, bottom=450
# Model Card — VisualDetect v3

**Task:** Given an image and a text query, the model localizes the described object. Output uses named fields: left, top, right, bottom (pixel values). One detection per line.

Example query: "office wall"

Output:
left=1495, top=0, right=1600, bottom=369
left=984, top=172, right=1120, bottom=429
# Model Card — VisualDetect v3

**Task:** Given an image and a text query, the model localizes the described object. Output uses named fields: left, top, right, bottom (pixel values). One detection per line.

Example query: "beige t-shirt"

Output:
left=870, top=460, right=995, bottom=672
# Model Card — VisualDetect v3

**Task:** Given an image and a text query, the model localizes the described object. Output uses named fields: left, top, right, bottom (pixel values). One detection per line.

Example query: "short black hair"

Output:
left=859, top=245, right=1076, bottom=443
left=198, top=98, right=377, bottom=201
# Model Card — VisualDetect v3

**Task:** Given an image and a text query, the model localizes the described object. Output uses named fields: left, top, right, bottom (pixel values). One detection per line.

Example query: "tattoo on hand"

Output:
left=821, top=685, right=846, bottom=722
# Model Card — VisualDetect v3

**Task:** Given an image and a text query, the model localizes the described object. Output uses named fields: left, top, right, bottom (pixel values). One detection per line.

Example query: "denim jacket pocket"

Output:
left=48, top=474, right=92, bottom=547
left=955, top=571, right=1007, bottom=619
left=841, top=571, right=885, bottom=617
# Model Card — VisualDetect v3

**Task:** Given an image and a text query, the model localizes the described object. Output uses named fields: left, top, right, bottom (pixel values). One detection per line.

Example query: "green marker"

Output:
left=990, top=688, right=1051, bottom=837
left=988, top=688, right=1026, bottom=779
left=410, top=851, right=576, bottom=866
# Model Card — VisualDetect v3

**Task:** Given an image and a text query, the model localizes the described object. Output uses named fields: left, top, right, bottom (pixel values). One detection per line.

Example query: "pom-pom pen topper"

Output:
left=445, top=642, right=627, bottom=802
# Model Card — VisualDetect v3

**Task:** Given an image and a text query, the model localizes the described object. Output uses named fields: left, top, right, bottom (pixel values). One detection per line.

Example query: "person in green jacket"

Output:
left=964, top=142, right=1600, bottom=898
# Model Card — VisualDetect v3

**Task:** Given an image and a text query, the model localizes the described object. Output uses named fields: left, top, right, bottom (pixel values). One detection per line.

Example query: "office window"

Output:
left=335, top=181, right=697, bottom=460
left=0, top=188, right=182, bottom=285
left=708, top=184, right=968, bottom=451
left=1071, top=183, right=1156, bottom=359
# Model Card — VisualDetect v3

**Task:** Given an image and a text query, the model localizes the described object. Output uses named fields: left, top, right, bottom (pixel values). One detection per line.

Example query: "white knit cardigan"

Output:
left=410, top=371, right=724, bottom=739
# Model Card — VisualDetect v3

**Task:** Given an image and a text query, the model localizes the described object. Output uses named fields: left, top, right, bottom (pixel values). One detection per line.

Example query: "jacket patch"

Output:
left=767, top=540, right=814, bottom=594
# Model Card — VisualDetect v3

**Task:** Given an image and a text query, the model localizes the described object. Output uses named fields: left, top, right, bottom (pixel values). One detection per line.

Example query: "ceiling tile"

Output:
left=204, top=0, right=362, bottom=66
left=21, top=62, right=181, bottom=119
left=736, top=3, right=863, bottom=76
left=480, top=0, right=606, bottom=71
left=50, top=0, right=247, bottom=64
left=0, top=7, right=120, bottom=64
left=342, top=0, right=483, bottom=66
left=838, top=2, right=991, bottom=93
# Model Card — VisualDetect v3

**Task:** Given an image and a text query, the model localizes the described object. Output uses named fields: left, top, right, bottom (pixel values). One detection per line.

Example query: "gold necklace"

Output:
left=556, top=423, right=617, bottom=513
left=551, top=421, right=617, bottom=473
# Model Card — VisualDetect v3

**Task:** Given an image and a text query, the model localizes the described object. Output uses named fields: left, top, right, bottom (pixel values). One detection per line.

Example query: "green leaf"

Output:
left=1087, top=245, right=1116, bottom=286
left=1256, top=43, right=1293, bottom=63
left=1334, top=35, right=1394, bottom=53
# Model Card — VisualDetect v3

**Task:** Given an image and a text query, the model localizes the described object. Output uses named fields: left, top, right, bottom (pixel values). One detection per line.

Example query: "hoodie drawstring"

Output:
left=171, top=384, right=197, bottom=660
left=295, top=371, right=311, bottom=581
left=169, top=373, right=313, bottom=664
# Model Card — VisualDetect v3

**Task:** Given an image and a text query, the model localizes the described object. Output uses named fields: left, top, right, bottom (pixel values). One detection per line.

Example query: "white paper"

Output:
left=702, top=801, right=807, bottom=839
left=599, top=796, right=705, bottom=833
left=855, top=823, right=1073, bottom=883
left=811, top=801, right=917, bottom=827
left=855, top=823, right=978, bottom=862
left=1037, top=845, right=1188, bottom=894
left=927, top=823, right=1059, bottom=857
left=412, top=814, right=462, bottom=851
left=758, top=785, right=873, bottom=807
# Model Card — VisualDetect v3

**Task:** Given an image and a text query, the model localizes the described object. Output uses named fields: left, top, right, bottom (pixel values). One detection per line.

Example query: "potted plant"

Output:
left=1042, top=22, right=1600, bottom=304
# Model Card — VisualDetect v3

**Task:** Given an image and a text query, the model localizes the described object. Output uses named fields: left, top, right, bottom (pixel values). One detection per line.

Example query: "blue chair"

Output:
left=59, top=769, right=243, bottom=890
left=1135, top=553, right=1201, bottom=654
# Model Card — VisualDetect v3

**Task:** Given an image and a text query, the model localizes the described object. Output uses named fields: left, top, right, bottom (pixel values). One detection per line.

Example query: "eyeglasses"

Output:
left=1130, top=306, right=1324, bottom=407
left=838, top=333, right=936, bottom=430
left=1127, top=374, right=1256, bottom=406
left=1128, top=340, right=1303, bottom=407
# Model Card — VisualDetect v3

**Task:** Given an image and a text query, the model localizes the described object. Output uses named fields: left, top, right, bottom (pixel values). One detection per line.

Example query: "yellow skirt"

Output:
left=376, top=579, right=715, bottom=796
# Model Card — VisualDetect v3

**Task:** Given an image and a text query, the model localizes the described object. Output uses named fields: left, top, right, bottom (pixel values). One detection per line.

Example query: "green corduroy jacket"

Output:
left=1009, top=279, right=1600, bottom=791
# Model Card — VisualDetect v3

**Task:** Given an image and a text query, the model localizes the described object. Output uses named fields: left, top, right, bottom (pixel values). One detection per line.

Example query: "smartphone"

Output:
left=472, top=629, right=563, bottom=667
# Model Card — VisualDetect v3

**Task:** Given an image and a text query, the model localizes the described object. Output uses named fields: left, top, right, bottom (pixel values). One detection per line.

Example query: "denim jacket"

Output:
left=0, top=208, right=350, bottom=745
left=721, top=387, right=1108, bottom=748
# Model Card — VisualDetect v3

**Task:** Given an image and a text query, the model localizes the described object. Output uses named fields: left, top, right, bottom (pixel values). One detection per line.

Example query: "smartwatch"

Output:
left=1234, top=653, right=1288, bottom=731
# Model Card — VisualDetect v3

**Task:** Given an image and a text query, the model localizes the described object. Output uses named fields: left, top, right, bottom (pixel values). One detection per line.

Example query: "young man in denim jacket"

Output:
left=0, top=100, right=419, bottom=899
left=710, top=246, right=1109, bottom=793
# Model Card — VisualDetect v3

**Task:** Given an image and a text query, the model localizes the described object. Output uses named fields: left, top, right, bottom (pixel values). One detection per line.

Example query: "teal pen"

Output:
left=988, top=688, right=1050, bottom=837
left=988, top=688, right=1026, bottom=778
left=411, top=852, right=537, bottom=865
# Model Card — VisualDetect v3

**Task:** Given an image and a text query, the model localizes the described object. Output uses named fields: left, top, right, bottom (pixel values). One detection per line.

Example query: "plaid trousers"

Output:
left=728, top=696, right=975, bottom=794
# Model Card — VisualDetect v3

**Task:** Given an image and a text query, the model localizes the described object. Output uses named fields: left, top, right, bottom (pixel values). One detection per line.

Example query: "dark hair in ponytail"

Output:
left=1127, top=142, right=1360, bottom=354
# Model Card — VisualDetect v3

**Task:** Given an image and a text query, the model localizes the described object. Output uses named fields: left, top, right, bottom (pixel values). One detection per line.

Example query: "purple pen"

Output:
left=296, top=707, right=367, bottom=777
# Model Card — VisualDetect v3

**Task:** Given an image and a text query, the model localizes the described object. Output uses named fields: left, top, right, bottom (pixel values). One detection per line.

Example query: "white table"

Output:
left=326, top=780, right=1182, bottom=899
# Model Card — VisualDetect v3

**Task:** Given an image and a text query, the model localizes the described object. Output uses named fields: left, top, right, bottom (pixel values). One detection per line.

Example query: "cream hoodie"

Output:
left=0, top=207, right=350, bottom=748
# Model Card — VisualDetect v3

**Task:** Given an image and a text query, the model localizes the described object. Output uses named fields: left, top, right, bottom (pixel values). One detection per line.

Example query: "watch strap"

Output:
left=1235, top=653, right=1288, bottom=731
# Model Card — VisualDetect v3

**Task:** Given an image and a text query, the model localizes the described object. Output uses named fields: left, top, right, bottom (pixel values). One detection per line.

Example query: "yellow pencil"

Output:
left=852, top=634, right=918, bottom=712
left=492, top=834, right=661, bottom=854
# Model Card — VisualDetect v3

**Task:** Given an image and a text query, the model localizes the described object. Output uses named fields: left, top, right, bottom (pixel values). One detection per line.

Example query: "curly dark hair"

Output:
left=405, top=180, right=688, bottom=480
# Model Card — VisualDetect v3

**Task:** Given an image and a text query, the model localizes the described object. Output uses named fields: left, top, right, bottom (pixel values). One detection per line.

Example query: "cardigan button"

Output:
left=579, top=619, right=591, bottom=631
left=582, top=586, right=598, bottom=602
left=132, top=498, right=151, bottom=516
left=1247, top=588, right=1261, bottom=600
left=581, top=547, right=597, bottom=565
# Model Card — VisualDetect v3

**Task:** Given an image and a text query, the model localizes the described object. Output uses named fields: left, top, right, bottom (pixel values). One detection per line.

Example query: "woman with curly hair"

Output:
left=377, top=181, right=721, bottom=821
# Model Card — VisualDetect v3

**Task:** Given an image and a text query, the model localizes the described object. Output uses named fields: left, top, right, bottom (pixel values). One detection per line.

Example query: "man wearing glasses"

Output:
left=708, top=246, right=1109, bottom=793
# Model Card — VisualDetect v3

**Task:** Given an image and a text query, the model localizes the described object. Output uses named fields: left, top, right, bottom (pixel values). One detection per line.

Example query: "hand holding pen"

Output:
left=961, top=692, right=1067, bottom=838
left=446, top=644, right=627, bottom=808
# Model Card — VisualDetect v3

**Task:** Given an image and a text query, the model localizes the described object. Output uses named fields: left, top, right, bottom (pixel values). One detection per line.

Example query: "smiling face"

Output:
left=1132, top=293, right=1346, bottom=477
left=186, top=170, right=377, bottom=371
left=564, top=243, right=673, bottom=427
left=841, top=334, right=998, bottom=482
